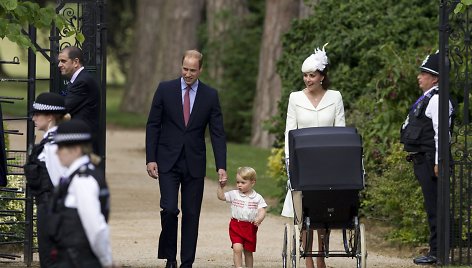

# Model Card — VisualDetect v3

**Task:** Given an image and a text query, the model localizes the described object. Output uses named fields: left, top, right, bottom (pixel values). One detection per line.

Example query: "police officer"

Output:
left=49, top=120, right=114, bottom=268
left=400, top=51, right=453, bottom=265
left=24, top=92, right=69, bottom=267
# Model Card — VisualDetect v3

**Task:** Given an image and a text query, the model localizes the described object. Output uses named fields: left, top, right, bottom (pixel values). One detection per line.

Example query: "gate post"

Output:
left=24, top=24, right=37, bottom=266
left=437, top=0, right=451, bottom=264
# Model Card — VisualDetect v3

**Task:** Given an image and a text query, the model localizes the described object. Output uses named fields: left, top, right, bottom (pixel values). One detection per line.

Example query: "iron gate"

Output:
left=439, top=0, right=472, bottom=265
left=0, top=0, right=106, bottom=265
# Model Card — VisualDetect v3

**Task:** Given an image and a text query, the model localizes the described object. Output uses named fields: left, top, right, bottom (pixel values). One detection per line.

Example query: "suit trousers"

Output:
left=411, top=152, right=437, bottom=256
left=157, top=148, right=204, bottom=267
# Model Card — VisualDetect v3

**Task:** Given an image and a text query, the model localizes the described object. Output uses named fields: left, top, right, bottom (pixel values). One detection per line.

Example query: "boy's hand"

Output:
left=253, top=218, right=263, bottom=226
left=254, top=208, right=266, bottom=226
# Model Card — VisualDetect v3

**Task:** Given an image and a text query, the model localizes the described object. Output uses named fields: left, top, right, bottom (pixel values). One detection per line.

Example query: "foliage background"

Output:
left=268, top=0, right=439, bottom=244
left=0, top=0, right=457, bottom=248
left=200, top=0, right=265, bottom=143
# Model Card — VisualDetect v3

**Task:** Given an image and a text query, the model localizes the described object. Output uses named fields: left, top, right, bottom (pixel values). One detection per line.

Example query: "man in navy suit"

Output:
left=58, top=46, right=100, bottom=153
left=146, top=50, right=228, bottom=268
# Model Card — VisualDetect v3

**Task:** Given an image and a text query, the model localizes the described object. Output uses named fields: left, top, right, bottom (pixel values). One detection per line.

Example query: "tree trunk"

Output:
left=121, top=0, right=204, bottom=114
left=205, top=0, right=248, bottom=89
left=299, top=0, right=318, bottom=18
left=250, top=0, right=309, bottom=148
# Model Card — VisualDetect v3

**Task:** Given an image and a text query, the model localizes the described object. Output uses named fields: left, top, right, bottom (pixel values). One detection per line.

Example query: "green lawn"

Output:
left=105, top=84, right=148, bottom=128
left=205, top=141, right=279, bottom=200
left=0, top=81, right=48, bottom=116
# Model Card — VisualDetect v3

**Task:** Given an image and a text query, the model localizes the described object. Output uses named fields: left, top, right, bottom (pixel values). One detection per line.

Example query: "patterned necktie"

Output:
left=183, top=86, right=191, bottom=126
left=60, top=81, right=71, bottom=96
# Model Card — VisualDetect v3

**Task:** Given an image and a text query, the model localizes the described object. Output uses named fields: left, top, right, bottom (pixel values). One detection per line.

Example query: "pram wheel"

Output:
left=290, top=225, right=301, bottom=268
left=282, top=223, right=290, bottom=268
left=356, top=223, right=367, bottom=268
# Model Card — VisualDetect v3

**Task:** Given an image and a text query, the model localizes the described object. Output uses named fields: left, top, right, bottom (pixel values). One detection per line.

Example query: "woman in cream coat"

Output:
left=282, top=45, right=345, bottom=268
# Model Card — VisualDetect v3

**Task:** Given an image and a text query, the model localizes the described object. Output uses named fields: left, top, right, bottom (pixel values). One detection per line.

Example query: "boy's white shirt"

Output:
left=224, top=189, right=267, bottom=222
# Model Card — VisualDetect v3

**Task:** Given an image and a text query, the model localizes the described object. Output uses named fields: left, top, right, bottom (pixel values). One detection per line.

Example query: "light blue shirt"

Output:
left=181, top=78, right=198, bottom=113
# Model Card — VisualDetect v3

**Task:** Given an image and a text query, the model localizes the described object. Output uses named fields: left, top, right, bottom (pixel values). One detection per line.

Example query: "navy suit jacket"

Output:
left=65, top=70, right=100, bottom=132
left=146, top=78, right=226, bottom=178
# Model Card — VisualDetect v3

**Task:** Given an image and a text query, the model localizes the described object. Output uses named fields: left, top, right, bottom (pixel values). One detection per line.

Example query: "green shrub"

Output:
left=362, top=143, right=429, bottom=244
left=0, top=123, right=27, bottom=246
left=0, top=175, right=26, bottom=244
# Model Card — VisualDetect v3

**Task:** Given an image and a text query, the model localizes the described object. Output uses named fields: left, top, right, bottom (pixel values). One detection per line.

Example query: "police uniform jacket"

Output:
left=401, top=86, right=454, bottom=164
left=38, top=126, right=66, bottom=187
left=24, top=127, right=64, bottom=202
left=50, top=155, right=112, bottom=267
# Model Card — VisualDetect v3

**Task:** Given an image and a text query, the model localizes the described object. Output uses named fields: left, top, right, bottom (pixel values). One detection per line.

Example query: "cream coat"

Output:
left=284, top=89, right=346, bottom=157
left=282, top=89, right=346, bottom=217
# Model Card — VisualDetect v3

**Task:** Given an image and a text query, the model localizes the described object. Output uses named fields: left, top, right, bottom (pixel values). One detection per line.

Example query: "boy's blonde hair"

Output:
left=237, top=167, right=257, bottom=181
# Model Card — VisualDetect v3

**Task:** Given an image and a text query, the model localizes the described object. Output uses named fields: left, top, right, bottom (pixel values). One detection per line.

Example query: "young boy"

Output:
left=49, top=120, right=114, bottom=268
left=217, top=167, right=267, bottom=268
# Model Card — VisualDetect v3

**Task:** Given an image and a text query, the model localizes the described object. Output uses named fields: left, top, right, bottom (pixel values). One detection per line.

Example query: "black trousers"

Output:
left=56, top=247, right=101, bottom=268
left=157, top=149, right=204, bottom=267
left=411, top=152, right=437, bottom=256
left=36, top=194, right=56, bottom=268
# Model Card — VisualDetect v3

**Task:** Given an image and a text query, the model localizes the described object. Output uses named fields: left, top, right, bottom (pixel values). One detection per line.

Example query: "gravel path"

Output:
left=104, top=129, right=417, bottom=268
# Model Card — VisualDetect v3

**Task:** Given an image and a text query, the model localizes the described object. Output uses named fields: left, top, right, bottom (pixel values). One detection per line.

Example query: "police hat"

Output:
left=54, top=120, right=92, bottom=145
left=420, top=51, right=439, bottom=76
left=32, top=92, right=67, bottom=114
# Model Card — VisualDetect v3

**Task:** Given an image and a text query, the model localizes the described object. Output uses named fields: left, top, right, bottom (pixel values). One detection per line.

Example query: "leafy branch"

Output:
left=0, top=0, right=83, bottom=50
left=454, top=0, right=472, bottom=14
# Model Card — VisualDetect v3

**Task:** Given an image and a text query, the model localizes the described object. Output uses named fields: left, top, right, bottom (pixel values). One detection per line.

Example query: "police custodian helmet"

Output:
left=32, top=92, right=67, bottom=114
left=54, top=120, right=92, bottom=145
left=420, top=51, right=439, bottom=76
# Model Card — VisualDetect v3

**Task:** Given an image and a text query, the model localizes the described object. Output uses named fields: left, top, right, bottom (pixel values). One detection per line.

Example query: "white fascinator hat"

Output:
left=301, top=43, right=329, bottom=73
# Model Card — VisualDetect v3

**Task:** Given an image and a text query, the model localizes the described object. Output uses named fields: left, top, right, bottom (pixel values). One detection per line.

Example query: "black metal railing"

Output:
left=0, top=1, right=107, bottom=265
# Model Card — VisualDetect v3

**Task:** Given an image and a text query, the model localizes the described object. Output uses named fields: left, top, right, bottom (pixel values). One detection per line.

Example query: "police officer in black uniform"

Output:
left=49, top=120, right=114, bottom=268
left=24, top=92, right=68, bottom=267
left=401, top=51, right=453, bottom=265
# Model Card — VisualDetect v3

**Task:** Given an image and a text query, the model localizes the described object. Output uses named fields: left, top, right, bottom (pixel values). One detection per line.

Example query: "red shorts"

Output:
left=229, top=218, right=258, bottom=252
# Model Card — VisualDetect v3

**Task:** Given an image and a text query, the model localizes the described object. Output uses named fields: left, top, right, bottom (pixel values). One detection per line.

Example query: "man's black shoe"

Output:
left=413, top=254, right=437, bottom=265
left=165, top=260, right=177, bottom=268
